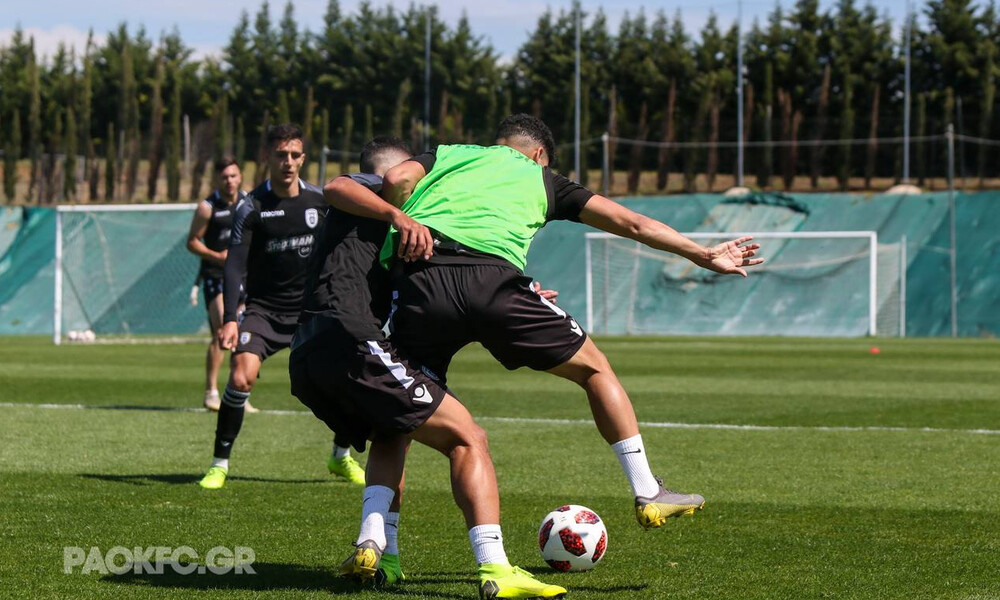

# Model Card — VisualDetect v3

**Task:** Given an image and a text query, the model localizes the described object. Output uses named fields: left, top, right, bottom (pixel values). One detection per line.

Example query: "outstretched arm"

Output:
left=579, top=195, right=763, bottom=277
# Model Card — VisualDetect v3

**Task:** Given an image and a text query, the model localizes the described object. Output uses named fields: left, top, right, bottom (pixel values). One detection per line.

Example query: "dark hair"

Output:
left=360, top=135, right=413, bottom=174
left=495, top=114, right=556, bottom=166
left=214, top=156, right=239, bottom=173
left=266, top=123, right=304, bottom=149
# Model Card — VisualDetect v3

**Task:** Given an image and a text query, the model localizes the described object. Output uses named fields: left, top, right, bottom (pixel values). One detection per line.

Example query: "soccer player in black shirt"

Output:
left=331, top=115, right=763, bottom=542
left=289, top=137, right=566, bottom=598
left=198, top=124, right=364, bottom=490
left=186, top=158, right=247, bottom=411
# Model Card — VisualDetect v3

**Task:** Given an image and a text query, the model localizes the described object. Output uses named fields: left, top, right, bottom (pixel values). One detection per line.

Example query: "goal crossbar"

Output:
left=584, top=231, right=879, bottom=336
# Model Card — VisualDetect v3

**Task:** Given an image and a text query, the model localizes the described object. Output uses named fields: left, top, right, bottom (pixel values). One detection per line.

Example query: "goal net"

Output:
left=54, top=204, right=208, bottom=344
left=585, top=231, right=906, bottom=337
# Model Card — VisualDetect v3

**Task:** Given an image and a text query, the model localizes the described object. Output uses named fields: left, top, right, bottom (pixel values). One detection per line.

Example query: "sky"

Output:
left=2, top=0, right=913, bottom=63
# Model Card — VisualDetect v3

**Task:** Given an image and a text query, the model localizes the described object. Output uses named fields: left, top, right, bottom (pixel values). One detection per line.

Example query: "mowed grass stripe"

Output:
left=3, top=401, right=1000, bottom=436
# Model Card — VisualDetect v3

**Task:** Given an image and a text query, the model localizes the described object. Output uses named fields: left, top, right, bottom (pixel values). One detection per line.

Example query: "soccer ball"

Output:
left=537, top=505, right=608, bottom=572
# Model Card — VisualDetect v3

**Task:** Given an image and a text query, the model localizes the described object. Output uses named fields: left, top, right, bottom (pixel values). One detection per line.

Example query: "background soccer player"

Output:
left=292, top=137, right=567, bottom=598
left=331, top=114, right=764, bottom=532
left=186, top=158, right=246, bottom=411
left=198, top=124, right=364, bottom=490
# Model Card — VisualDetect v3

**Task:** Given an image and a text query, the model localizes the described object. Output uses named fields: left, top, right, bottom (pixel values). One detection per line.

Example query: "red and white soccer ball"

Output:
left=537, top=505, right=608, bottom=572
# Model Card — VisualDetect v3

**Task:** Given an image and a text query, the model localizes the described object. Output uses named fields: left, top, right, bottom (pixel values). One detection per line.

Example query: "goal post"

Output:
left=53, top=203, right=203, bottom=344
left=584, top=231, right=906, bottom=338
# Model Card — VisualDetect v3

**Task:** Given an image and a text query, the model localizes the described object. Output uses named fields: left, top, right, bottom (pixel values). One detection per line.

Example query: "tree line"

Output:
left=1, top=0, right=998, bottom=203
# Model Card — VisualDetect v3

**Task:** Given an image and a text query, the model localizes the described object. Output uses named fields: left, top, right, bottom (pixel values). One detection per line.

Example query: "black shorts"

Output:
left=288, top=338, right=447, bottom=452
left=389, top=262, right=588, bottom=383
left=235, top=305, right=298, bottom=361
left=202, top=277, right=224, bottom=309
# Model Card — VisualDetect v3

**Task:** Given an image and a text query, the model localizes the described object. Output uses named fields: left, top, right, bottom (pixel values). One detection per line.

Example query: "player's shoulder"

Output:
left=345, top=172, right=383, bottom=193
left=298, top=179, right=325, bottom=202
left=236, top=187, right=264, bottom=216
left=202, top=190, right=220, bottom=207
left=243, top=183, right=270, bottom=207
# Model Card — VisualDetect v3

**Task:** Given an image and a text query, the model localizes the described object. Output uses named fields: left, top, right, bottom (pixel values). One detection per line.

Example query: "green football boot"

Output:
left=198, top=466, right=228, bottom=490
left=328, top=454, right=366, bottom=485
left=374, top=552, right=405, bottom=587
left=478, top=563, right=567, bottom=599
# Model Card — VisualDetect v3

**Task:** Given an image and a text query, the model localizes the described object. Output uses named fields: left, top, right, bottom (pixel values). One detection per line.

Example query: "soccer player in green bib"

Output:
left=328, top=115, right=763, bottom=598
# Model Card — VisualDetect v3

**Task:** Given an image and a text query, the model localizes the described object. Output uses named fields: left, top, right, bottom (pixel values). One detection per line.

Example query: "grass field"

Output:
left=1, top=336, right=999, bottom=600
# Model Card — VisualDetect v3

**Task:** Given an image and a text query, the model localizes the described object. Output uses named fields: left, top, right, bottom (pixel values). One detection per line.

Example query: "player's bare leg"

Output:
left=341, top=394, right=565, bottom=598
left=199, top=352, right=261, bottom=489
left=548, top=337, right=705, bottom=528
left=203, top=295, right=226, bottom=411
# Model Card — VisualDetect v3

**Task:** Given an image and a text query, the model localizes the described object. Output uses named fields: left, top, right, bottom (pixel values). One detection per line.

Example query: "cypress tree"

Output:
left=81, top=40, right=96, bottom=202
left=978, top=41, right=995, bottom=187
left=277, top=90, right=291, bottom=124
left=865, top=84, right=880, bottom=189
left=340, top=104, right=354, bottom=174
left=215, top=92, right=230, bottom=163
left=915, top=93, right=927, bottom=186
left=166, top=67, right=182, bottom=201
left=392, top=79, right=412, bottom=139
left=27, top=51, right=41, bottom=202
left=759, top=61, right=774, bottom=188
left=837, top=68, right=854, bottom=191
left=3, top=110, right=20, bottom=202
left=120, top=42, right=140, bottom=200
left=234, top=117, right=246, bottom=165
left=104, top=123, right=116, bottom=201
left=64, top=108, right=78, bottom=201
left=302, top=85, right=314, bottom=172
left=147, top=56, right=165, bottom=201
left=364, top=104, right=373, bottom=145
left=656, top=79, right=677, bottom=191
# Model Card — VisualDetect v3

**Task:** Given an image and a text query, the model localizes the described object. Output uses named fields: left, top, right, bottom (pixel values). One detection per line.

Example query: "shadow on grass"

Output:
left=104, top=562, right=470, bottom=598
left=79, top=473, right=331, bottom=486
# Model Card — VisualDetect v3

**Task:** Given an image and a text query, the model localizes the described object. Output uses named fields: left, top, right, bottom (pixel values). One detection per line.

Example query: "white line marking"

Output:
left=1, top=402, right=997, bottom=436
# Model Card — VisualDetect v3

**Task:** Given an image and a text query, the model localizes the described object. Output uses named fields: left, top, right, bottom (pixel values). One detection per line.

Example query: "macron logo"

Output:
left=260, top=210, right=285, bottom=218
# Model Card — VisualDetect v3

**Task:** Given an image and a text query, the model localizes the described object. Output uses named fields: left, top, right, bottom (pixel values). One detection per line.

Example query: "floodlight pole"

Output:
left=946, top=124, right=958, bottom=337
left=574, top=1, right=582, bottom=181
left=903, top=0, right=912, bottom=182
left=736, top=0, right=744, bottom=186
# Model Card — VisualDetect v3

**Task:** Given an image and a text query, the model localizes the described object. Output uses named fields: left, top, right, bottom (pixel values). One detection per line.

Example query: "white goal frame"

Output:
left=584, top=231, right=881, bottom=337
left=54, top=203, right=198, bottom=345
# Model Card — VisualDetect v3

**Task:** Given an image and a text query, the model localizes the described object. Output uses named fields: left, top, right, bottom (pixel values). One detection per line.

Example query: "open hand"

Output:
left=699, top=236, right=764, bottom=277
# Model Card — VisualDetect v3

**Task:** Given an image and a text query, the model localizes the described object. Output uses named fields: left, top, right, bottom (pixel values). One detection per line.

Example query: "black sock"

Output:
left=214, top=387, right=249, bottom=459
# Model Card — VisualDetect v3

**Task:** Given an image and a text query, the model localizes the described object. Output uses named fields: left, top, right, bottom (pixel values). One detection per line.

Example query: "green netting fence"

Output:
left=0, top=192, right=997, bottom=339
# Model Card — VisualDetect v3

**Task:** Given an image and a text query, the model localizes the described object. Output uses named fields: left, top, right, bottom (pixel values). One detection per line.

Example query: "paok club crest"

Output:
left=304, top=208, right=319, bottom=229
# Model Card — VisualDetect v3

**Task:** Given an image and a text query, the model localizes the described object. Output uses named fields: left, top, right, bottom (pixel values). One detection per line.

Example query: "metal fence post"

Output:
left=601, top=132, right=610, bottom=197
left=318, top=145, right=328, bottom=185
left=946, top=124, right=958, bottom=337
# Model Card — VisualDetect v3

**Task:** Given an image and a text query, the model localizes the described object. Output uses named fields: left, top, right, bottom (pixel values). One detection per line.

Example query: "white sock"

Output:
left=611, top=434, right=660, bottom=498
left=468, top=524, right=508, bottom=566
left=210, top=457, right=229, bottom=470
left=384, top=511, right=400, bottom=555
left=357, top=485, right=394, bottom=549
left=332, top=445, right=350, bottom=459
